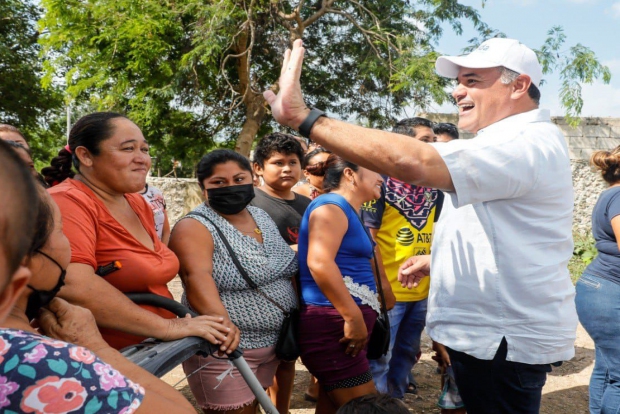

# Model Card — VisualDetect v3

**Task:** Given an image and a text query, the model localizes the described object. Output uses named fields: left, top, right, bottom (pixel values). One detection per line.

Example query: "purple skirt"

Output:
left=298, top=304, right=377, bottom=387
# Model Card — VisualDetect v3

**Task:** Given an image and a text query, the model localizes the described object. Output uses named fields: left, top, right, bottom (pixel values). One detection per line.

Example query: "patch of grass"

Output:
left=570, top=233, right=597, bottom=284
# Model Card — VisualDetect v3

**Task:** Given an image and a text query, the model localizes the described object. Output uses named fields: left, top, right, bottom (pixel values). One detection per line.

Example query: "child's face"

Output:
left=254, top=152, right=302, bottom=192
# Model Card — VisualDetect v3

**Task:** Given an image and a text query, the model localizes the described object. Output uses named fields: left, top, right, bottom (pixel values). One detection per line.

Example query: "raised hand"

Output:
left=397, top=254, right=431, bottom=289
left=263, top=39, right=311, bottom=130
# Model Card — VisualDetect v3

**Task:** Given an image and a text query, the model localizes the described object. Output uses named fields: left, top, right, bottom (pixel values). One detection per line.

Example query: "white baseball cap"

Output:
left=435, top=38, right=542, bottom=87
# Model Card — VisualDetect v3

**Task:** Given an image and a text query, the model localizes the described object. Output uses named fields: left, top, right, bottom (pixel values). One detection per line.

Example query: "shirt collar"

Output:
left=477, top=109, right=550, bottom=135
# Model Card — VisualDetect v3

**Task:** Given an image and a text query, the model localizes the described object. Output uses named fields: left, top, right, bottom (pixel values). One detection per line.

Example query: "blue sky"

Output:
left=430, top=0, right=620, bottom=118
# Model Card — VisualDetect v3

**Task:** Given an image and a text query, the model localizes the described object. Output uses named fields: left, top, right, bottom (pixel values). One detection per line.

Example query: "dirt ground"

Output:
left=164, top=277, right=594, bottom=413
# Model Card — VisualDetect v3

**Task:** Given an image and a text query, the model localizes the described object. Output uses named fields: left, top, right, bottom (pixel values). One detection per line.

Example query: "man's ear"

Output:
left=511, top=74, right=531, bottom=99
left=253, top=162, right=263, bottom=177
left=0, top=265, right=31, bottom=323
left=74, top=146, right=93, bottom=168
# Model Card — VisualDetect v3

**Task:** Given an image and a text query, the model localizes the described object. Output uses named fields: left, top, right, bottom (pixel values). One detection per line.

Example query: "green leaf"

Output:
left=107, top=390, right=118, bottom=409
left=4, top=355, right=19, bottom=373
left=17, top=364, right=36, bottom=379
left=20, top=342, right=39, bottom=351
left=84, top=396, right=103, bottom=413
left=47, top=359, right=68, bottom=376
left=81, top=369, right=92, bottom=379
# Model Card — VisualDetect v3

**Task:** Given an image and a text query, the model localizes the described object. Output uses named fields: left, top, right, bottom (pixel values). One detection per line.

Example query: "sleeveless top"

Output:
left=298, top=193, right=378, bottom=311
left=180, top=204, right=298, bottom=349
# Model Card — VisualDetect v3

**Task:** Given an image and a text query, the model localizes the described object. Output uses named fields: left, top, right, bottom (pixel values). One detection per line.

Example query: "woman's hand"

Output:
left=339, top=315, right=368, bottom=358
left=38, top=298, right=109, bottom=352
left=163, top=314, right=239, bottom=353
left=216, top=317, right=241, bottom=354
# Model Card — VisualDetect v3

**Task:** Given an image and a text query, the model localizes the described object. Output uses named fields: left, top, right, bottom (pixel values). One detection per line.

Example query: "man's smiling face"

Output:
left=452, top=66, right=515, bottom=134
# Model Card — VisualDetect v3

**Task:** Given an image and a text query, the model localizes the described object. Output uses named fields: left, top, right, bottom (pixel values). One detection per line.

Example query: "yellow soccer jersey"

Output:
left=361, top=176, right=443, bottom=302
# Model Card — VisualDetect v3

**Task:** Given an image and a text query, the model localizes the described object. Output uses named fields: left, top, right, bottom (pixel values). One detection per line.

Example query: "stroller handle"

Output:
left=125, top=293, right=242, bottom=359
left=122, top=292, right=279, bottom=413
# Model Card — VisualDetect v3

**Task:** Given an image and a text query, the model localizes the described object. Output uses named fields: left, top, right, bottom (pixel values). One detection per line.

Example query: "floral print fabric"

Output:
left=0, top=329, right=144, bottom=414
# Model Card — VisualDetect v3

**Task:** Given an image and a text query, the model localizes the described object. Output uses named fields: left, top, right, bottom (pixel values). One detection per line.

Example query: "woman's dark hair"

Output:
left=29, top=184, right=55, bottom=257
left=253, top=132, right=305, bottom=168
left=303, top=148, right=331, bottom=176
left=0, top=139, right=39, bottom=279
left=312, top=153, right=359, bottom=192
left=196, top=149, right=252, bottom=190
left=591, top=146, right=620, bottom=185
left=42, top=112, right=128, bottom=186
left=336, top=393, right=409, bottom=414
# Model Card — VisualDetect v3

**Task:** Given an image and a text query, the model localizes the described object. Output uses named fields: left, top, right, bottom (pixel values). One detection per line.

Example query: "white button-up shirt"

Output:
left=428, top=109, right=577, bottom=364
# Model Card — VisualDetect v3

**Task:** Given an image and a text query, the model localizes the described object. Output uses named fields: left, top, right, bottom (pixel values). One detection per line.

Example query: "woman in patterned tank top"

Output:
left=169, top=149, right=297, bottom=414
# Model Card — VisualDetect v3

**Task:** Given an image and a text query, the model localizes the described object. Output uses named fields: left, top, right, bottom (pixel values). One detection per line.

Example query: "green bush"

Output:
left=569, top=233, right=597, bottom=283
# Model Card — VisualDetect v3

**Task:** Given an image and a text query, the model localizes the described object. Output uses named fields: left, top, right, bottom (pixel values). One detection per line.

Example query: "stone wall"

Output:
left=151, top=115, right=620, bottom=235
left=146, top=177, right=203, bottom=225
left=572, top=160, right=606, bottom=235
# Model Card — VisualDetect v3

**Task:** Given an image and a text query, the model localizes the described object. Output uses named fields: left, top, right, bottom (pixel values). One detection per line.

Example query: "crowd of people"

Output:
left=0, top=36, right=605, bottom=414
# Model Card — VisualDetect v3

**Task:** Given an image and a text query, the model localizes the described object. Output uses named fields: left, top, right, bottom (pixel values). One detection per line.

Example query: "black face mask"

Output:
left=207, top=184, right=255, bottom=215
left=26, top=250, right=66, bottom=321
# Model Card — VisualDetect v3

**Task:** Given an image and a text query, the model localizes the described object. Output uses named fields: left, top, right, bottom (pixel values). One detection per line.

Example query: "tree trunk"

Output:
left=232, top=22, right=267, bottom=158
left=235, top=93, right=265, bottom=157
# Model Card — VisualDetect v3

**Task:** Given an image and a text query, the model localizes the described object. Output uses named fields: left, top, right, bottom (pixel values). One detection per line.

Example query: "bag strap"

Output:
left=355, top=212, right=389, bottom=316
left=187, top=211, right=290, bottom=314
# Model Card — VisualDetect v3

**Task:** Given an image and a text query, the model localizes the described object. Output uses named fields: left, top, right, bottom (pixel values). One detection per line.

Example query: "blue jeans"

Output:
left=575, top=273, right=620, bottom=414
left=369, top=298, right=427, bottom=398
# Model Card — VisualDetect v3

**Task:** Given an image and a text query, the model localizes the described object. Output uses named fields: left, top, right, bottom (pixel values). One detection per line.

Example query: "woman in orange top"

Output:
left=43, top=112, right=236, bottom=351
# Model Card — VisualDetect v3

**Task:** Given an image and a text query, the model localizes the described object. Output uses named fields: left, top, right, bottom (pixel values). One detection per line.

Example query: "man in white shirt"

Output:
left=263, top=37, right=577, bottom=413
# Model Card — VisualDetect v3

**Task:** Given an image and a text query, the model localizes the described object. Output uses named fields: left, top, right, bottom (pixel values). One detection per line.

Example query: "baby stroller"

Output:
left=120, top=293, right=280, bottom=414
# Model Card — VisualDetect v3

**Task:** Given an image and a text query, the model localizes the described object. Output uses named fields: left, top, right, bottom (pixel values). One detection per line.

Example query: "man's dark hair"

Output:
left=253, top=132, right=305, bottom=168
left=0, top=140, right=39, bottom=287
left=433, top=122, right=459, bottom=140
left=392, top=117, right=434, bottom=138
left=336, top=393, right=409, bottom=414
left=528, top=84, right=541, bottom=106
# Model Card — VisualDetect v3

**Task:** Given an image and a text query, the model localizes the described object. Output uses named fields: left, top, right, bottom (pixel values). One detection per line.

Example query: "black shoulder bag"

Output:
left=356, top=214, right=391, bottom=360
left=188, top=212, right=301, bottom=362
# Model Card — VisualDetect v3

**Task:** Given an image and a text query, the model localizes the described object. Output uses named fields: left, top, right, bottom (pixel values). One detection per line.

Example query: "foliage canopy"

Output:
left=1, top=1, right=610, bottom=176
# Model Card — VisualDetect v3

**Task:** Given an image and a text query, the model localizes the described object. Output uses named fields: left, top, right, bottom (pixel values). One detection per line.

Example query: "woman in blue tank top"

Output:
left=576, top=147, right=620, bottom=414
left=297, top=153, right=385, bottom=410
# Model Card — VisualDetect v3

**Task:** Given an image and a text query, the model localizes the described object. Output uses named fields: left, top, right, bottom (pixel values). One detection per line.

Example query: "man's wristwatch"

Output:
left=298, top=108, right=326, bottom=138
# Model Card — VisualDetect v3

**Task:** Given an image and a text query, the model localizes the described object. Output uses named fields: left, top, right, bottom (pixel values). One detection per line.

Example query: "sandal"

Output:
left=405, top=382, right=418, bottom=395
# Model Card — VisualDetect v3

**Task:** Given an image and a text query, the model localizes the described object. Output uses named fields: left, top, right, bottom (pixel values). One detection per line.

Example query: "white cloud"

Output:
left=612, top=2, right=620, bottom=18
